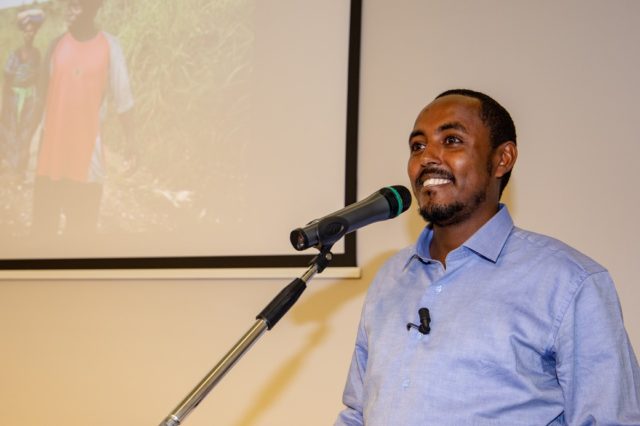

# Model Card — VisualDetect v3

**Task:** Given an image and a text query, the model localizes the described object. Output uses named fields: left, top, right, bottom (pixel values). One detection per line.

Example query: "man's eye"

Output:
left=444, top=135, right=461, bottom=145
left=410, top=142, right=425, bottom=152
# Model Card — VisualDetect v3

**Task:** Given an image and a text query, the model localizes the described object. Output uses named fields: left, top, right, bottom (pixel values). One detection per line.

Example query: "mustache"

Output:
left=417, top=166, right=455, bottom=184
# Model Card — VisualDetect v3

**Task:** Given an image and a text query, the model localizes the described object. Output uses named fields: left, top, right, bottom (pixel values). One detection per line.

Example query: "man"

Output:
left=335, top=89, right=640, bottom=425
left=31, top=0, right=133, bottom=236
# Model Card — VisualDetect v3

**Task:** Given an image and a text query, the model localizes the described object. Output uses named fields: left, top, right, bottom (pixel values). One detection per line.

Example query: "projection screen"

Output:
left=0, top=0, right=361, bottom=270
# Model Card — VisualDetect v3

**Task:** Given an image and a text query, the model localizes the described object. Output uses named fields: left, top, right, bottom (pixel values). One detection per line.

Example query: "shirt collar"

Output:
left=462, top=204, right=513, bottom=263
left=408, top=204, right=514, bottom=266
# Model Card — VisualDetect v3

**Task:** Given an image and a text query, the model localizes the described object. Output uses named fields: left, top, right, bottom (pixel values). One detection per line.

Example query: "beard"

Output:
left=419, top=189, right=487, bottom=227
left=417, top=154, right=494, bottom=227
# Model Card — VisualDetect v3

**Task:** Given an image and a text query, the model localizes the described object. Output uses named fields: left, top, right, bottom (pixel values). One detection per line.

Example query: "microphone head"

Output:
left=418, top=307, right=430, bottom=320
left=379, top=185, right=412, bottom=218
left=289, top=185, right=412, bottom=251
left=290, top=227, right=309, bottom=251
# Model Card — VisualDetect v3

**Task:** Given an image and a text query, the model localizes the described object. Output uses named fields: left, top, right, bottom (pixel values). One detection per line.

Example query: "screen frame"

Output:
left=0, top=0, right=362, bottom=271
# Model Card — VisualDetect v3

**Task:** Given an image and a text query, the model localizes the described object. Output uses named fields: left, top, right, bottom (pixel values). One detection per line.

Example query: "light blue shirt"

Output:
left=336, top=206, right=640, bottom=425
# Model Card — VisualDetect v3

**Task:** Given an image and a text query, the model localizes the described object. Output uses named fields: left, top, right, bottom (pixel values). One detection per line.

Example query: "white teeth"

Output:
left=423, top=178, right=451, bottom=187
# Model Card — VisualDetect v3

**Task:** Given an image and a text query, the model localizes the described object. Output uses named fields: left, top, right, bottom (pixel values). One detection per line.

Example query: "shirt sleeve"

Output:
left=105, top=33, right=134, bottom=114
left=554, top=271, right=640, bottom=425
left=334, top=317, right=368, bottom=426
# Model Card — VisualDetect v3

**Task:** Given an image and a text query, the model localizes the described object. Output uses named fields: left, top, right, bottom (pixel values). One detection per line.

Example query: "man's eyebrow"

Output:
left=409, top=122, right=469, bottom=141
left=409, top=130, right=424, bottom=140
left=437, top=121, right=468, bottom=133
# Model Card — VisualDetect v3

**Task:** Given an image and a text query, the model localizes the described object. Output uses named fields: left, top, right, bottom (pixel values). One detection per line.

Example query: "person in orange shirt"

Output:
left=32, top=0, right=134, bottom=237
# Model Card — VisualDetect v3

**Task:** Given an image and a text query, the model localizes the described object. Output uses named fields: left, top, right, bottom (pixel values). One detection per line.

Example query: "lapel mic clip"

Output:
left=406, top=307, right=431, bottom=335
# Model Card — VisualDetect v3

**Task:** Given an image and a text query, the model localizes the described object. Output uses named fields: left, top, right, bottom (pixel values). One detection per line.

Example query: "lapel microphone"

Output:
left=406, top=307, right=431, bottom=335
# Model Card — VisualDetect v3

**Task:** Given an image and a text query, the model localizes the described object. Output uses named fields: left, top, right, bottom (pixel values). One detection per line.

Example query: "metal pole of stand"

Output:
left=158, top=250, right=332, bottom=426
left=159, top=319, right=268, bottom=426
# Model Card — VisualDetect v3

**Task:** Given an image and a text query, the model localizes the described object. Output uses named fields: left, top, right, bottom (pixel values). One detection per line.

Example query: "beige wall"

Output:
left=1, top=1, right=639, bottom=425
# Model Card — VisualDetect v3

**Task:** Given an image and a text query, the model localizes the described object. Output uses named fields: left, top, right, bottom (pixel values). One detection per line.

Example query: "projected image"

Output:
left=0, top=0, right=353, bottom=265
left=0, top=0, right=254, bottom=258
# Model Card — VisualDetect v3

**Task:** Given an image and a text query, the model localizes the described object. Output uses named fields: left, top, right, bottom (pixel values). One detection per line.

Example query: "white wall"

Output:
left=1, top=1, right=639, bottom=425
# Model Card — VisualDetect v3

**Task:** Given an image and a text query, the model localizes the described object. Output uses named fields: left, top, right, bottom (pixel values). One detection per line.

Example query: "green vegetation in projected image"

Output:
left=0, top=0, right=253, bottom=237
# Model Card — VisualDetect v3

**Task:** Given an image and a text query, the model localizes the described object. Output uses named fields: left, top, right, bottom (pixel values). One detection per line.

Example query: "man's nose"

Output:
left=420, top=142, right=442, bottom=166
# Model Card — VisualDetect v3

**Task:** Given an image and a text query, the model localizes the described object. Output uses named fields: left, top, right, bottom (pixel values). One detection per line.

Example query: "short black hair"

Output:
left=435, top=89, right=516, bottom=196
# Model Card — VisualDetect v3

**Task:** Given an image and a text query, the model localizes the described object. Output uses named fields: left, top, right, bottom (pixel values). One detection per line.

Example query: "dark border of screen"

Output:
left=0, top=0, right=361, bottom=270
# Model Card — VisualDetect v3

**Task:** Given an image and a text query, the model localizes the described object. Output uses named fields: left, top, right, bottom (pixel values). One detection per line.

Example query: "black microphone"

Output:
left=407, top=308, right=431, bottom=335
left=290, top=185, right=412, bottom=251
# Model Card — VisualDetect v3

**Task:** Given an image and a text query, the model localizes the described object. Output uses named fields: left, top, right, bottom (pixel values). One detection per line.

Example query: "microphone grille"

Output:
left=380, top=185, right=412, bottom=217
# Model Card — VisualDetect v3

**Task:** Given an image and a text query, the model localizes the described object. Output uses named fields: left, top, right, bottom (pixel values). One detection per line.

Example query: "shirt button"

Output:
left=402, top=379, right=411, bottom=389
left=435, top=285, right=443, bottom=293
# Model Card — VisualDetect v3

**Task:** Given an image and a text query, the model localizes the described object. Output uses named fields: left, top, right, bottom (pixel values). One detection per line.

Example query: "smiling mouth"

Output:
left=422, top=178, right=452, bottom=187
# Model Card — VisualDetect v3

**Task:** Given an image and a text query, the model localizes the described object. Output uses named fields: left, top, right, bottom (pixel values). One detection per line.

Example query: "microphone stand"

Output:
left=158, top=246, right=335, bottom=426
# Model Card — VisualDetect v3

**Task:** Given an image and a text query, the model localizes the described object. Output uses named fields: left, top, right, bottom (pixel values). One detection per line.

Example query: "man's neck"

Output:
left=69, top=23, right=99, bottom=41
left=429, top=204, right=499, bottom=266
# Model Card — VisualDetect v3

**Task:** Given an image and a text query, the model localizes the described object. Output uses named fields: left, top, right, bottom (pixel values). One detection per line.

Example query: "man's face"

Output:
left=66, top=0, right=82, bottom=25
left=407, top=95, right=500, bottom=227
left=66, top=0, right=99, bottom=27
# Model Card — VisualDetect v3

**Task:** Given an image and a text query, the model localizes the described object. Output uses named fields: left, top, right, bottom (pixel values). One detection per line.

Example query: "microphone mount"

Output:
left=407, top=307, right=431, bottom=335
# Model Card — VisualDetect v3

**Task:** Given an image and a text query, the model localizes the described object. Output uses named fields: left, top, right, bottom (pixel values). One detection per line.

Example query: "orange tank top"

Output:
left=37, top=32, right=110, bottom=182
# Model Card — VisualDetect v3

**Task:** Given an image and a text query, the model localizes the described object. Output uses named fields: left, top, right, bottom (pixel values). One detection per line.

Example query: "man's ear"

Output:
left=493, top=141, right=517, bottom=178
